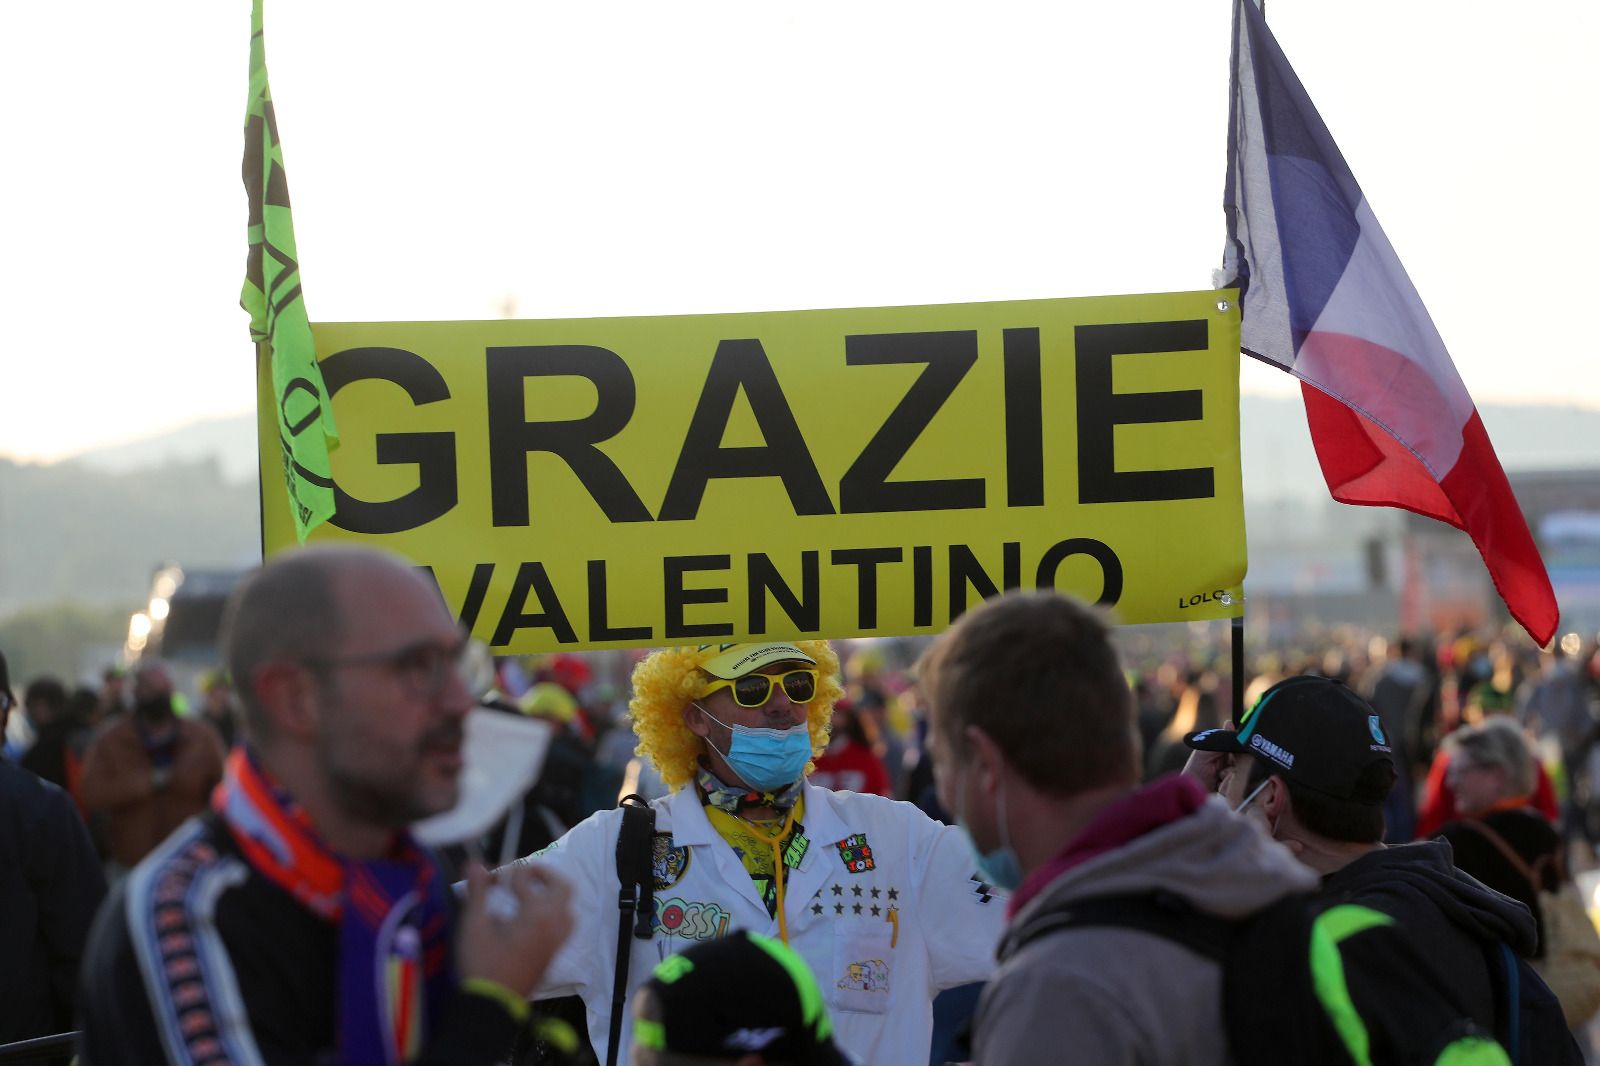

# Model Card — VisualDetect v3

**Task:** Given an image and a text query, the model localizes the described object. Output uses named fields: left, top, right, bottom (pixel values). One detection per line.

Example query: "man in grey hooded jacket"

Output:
left=917, top=591, right=1318, bottom=1065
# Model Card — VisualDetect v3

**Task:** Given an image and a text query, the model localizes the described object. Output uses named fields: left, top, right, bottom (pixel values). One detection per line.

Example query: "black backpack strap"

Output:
left=1013, top=890, right=1233, bottom=963
left=607, top=795, right=656, bottom=1066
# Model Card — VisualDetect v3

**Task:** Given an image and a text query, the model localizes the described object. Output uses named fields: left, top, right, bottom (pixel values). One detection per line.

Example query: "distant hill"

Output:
left=0, top=455, right=260, bottom=617
left=3, top=395, right=1593, bottom=618
left=71, top=411, right=261, bottom=484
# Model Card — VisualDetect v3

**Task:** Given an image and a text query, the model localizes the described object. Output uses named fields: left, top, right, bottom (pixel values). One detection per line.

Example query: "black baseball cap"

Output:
left=634, top=931, right=851, bottom=1065
left=1184, top=675, right=1396, bottom=803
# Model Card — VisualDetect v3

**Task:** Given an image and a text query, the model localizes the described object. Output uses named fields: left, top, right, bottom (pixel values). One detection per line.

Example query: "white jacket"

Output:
left=524, top=781, right=1005, bottom=1066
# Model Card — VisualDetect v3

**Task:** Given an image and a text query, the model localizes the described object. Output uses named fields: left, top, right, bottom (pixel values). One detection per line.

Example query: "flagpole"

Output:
left=1231, top=614, right=1245, bottom=724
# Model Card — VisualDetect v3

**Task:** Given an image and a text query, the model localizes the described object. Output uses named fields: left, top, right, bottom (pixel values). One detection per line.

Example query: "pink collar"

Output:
left=1008, top=774, right=1208, bottom=918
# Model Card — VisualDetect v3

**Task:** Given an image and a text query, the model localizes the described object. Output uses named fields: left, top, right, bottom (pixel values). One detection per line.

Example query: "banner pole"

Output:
left=1231, top=613, right=1245, bottom=725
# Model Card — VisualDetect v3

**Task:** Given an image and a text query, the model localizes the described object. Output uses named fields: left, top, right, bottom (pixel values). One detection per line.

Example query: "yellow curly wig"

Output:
left=628, top=640, right=844, bottom=792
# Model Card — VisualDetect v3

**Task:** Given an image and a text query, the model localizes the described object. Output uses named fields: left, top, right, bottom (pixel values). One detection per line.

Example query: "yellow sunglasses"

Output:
left=702, top=669, right=819, bottom=708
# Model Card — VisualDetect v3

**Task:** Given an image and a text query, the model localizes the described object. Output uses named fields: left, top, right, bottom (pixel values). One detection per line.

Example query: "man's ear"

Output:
left=251, top=661, right=322, bottom=741
left=682, top=699, right=712, bottom=739
left=1261, top=775, right=1291, bottom=822
left=962, top=724, right=1006, bottom=794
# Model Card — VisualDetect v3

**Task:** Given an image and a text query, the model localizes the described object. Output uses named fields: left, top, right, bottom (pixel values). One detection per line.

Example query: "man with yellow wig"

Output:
left=513, top=641, right=1003, bottom=1066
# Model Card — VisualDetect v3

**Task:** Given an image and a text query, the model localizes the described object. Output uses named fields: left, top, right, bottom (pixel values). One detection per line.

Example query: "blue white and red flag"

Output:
left=1221, top=0, right=1558, bottom=644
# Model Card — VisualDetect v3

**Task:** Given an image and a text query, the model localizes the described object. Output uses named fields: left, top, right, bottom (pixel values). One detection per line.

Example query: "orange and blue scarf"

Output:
left=214, top=748, right=454, bottom=1065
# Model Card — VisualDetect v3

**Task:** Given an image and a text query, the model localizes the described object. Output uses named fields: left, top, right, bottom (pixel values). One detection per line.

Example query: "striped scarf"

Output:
left=214, top=748, right=455, bottom=1064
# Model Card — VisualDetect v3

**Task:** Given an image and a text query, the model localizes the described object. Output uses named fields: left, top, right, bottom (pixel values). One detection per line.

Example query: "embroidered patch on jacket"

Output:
left=970, top=873, right=995, bottom=904
left=835, top=833, right=876, bottom=873
left=653, top=897, right=733, bottom=941
left=651, top=832, right=691, bottom=891
left=783, top=830, right=810, bottom=869
left=836, top=958, right=890, bottom=993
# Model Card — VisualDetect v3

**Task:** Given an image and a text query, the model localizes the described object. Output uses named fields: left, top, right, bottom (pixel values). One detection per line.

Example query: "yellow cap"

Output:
left=692, top=642, right=815, bottom=680
left=517, top=682, right=579, bottom=722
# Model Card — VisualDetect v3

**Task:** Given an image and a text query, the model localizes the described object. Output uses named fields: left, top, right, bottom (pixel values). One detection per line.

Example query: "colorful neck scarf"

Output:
left=214, top=748, right=455, bottom=1065
left=696, top=763, right=804, bottom=816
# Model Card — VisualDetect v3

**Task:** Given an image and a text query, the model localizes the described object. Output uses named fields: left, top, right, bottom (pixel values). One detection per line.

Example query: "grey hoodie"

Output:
left=974, top=795, right=1317, bottom=1066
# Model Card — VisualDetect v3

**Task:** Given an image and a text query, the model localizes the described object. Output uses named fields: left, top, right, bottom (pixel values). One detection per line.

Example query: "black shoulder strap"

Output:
left=607, top=795, right=656, bottom=1066
left=1013, top=891, right=1233, bottom=963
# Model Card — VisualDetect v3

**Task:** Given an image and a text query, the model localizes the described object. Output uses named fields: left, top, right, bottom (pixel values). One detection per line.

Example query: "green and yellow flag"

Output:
left=241, top=0, right=337, bottom=541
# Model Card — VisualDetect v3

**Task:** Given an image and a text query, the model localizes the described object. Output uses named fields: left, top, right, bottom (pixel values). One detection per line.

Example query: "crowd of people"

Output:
left=3, top=543, right=1600, bottom=1064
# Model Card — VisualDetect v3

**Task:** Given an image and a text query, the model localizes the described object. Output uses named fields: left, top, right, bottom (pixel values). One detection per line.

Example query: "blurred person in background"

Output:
left=1416, top=719, right=1561, bottom=839
left=1518, top=640, right=1600, bottom=848
left=77, top=660, right=225, bottom=877
left=808, top=699, right=891, bottom=796
left=1143, top=668, right=1221, bottom=780
left=94, top=664, right=130, bottom=723
left=197, top=670, right=241, bottom=750
left=1435, top=719, right=1561, bottom=946
left=1360, top=635, right=1431, bottom=843
left=19, top=676, right=78, bottom=791
left=0, top=647, right=106, bottom=1063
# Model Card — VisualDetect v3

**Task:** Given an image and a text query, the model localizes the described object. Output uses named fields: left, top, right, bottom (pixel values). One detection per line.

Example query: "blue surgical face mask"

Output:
left=954, top=765, right=1023, bottom=892
left=695, top=703, right=813, bottom=792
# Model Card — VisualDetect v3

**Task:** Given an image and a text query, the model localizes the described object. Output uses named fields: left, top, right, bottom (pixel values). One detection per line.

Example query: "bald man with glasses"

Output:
left=79, top=546, right=574, bottom=1066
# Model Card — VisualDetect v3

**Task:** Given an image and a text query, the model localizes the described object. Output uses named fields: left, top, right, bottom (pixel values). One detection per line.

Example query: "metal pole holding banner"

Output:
left=1231, top=613, right=1245, bottom=725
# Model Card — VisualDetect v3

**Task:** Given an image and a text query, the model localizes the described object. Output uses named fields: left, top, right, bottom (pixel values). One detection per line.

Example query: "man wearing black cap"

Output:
left=1185, top=674, right=1579, bottom=1061
left=630, top=931, right=852, bottom=1066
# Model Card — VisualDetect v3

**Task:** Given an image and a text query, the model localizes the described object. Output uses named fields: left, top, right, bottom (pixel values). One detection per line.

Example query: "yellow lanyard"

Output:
left=707, top=801, right=802, bottom=944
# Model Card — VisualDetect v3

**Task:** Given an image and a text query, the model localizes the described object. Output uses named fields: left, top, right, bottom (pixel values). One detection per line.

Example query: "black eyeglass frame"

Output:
left=302, top=639, right=468, bottom=699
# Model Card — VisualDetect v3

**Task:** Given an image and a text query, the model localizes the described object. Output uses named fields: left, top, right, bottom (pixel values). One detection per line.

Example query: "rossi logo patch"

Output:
left=835, top=834, right=876, bottom=874
left=654, top=897, right=732, bottom=941
left=652, top=833, right=691, bottom=891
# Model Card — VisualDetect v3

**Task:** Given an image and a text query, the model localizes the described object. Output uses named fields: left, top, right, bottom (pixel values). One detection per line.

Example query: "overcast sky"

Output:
left=2, top=0, right=1594, bottom=464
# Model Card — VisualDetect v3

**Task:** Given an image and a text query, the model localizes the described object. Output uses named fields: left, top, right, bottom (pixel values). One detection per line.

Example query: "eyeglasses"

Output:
left=702, top=669, right=818, bottom=709
left=305, top=639, right=467, bottom=699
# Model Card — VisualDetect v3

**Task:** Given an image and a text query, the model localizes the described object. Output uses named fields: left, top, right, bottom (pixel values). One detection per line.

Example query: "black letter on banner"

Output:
left=1075, top=321, right=1215, bottom=504
left=913, top=546, right=934, bottom=627
left=492, top=562, right=578, bottom=645
left=841, top=331, right=984, bottom=513
left=658, top=340, right=833, bottom=521
left=417, top=562, right=496, bottom=632
left=455, top=562, right=496, bottom=632
left=949, top=542, right=1023, bottom=617
left=830, top=548, right=903, bottom=629
left=320, top=347, right=457, bottom=534
left=1003, top=328, right=1044, bottom=507
left=1035, top=538, right=1124, bottom=607
left=748, top=552, right=820, bottom=634
left=664, top=555, right=734, bottom=639
left=588, top=560, right=652, bottom=641
left=486, top=346, right=651, bottom=526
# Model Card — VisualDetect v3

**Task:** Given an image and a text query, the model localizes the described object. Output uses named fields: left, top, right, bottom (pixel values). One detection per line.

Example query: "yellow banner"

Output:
left=258, top=291, right=1246, bottom=651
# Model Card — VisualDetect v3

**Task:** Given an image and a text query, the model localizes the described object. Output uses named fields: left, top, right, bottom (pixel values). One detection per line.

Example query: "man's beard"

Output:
left=318, top=718, right=465, bottom=829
